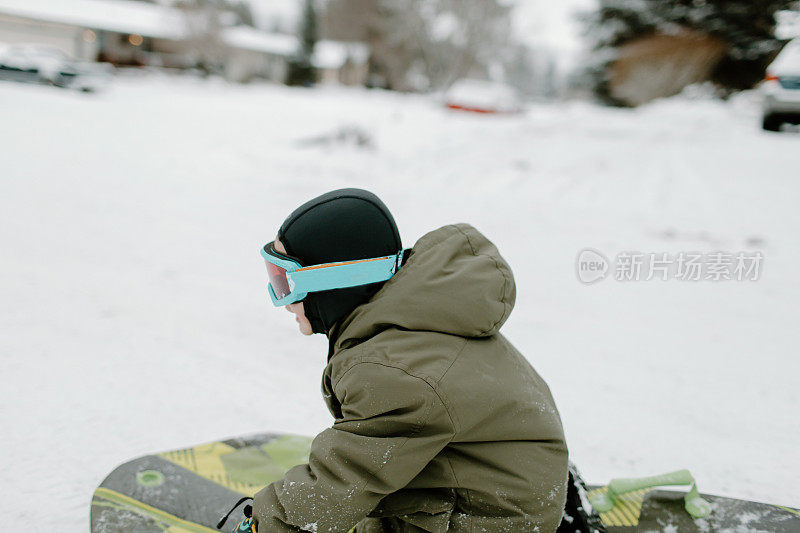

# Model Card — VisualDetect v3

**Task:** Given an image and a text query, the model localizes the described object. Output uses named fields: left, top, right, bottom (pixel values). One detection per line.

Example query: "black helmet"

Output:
left=277, top=188, right=402, bottom=335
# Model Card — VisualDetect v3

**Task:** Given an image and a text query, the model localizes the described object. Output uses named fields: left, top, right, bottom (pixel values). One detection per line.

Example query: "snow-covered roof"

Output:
left=221, top=26, right=297, bottom=57
left=0, top=0, right=185, bottom=40
left=246, top=0, right=299, bottom=34
left=313, top=40, right=369, bottom=70
left=770, top=39, right=800, bottom=75
left=221, top=28, right=370, bottom=68
left=776, top=10, right=800, bottom=39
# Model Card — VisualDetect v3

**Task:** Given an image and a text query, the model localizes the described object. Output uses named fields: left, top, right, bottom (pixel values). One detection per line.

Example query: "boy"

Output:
left=254, top=188, right=568, bottom=532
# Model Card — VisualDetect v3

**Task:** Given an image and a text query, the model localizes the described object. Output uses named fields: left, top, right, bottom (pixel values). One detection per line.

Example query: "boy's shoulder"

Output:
left=325, top=327, right=468, bottom=391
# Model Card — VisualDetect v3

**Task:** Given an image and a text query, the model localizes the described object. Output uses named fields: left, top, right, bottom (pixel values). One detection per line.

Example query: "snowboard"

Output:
left=90, top=433, right=800, bottom=532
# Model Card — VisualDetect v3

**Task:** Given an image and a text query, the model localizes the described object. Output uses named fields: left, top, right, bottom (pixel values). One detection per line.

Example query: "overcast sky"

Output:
left=511, top=0, right=595, bottom=52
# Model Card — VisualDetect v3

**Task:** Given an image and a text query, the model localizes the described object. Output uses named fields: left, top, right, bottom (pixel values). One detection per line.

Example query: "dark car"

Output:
left=0, top=43, right=112, bottom=92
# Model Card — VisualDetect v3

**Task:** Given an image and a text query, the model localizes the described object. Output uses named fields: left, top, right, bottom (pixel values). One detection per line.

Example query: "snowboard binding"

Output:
left=588, top=469, right=711, bottom=519
left=558, top=463, right=607, bottom=533
left=217, top=496, right=256, bottom=532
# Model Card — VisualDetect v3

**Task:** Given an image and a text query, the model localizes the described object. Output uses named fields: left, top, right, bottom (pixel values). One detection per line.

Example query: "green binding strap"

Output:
left=589, top=469, right=712, bottom=519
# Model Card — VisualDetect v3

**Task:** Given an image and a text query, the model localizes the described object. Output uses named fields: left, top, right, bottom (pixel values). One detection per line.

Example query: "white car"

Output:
left=0, top=43, right=112, bottom=92
left=762, top=39, right=800, bottom=131
left=444, top=79, right=523, bottom=114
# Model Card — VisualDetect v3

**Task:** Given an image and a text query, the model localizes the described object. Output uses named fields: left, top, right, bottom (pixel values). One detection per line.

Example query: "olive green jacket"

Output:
left=254, top=224, right=568, bottom=532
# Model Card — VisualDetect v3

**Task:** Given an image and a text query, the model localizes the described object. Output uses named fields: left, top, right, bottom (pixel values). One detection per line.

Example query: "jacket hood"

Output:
left=334, top=224, right=516, bottom=348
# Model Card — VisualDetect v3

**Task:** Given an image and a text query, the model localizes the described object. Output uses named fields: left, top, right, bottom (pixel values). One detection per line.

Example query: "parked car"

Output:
left=444, top=79, right=523, bottom=114
left=0, top=43, right=112, bottom=92
left=762, top=39, right=800, bottom=131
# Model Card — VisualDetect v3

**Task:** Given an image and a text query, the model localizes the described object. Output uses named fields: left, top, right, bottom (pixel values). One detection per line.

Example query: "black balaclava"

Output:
left=277, top=189, right=402, bottom=336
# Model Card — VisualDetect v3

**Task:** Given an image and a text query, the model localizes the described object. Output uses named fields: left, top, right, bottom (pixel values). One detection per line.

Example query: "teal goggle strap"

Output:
left=261, top=246, right=405, bottom=306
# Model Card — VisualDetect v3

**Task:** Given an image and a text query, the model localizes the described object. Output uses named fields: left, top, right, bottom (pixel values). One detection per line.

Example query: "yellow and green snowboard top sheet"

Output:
left=91, top=433, right=312, bottom=533
left=91, top=433, right=800, bottom=532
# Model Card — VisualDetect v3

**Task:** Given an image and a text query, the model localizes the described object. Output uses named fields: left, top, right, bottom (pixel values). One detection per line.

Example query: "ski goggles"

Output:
left=260, top=242, right=405, bottom=306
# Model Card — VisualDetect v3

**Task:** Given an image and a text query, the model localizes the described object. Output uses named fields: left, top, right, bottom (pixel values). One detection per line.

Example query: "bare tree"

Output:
left=429, top=0, right=513, bottom=89
left=287, top=0, right=319, bottom=86
left=377, top=0, right=512, bottom=91
left=324, top=0, right=513, bottom=91
left=175, top=0, right=226, bottom=74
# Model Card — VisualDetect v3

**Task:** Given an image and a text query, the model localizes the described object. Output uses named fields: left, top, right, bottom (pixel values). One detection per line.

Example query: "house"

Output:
left=0, top=0, right=186, bottom=66
left=0, top=0, right=370, bottom=85
left=219, top=27, right=368, bottom=85
left=221, top=25, right=296, bottom=83
left=313, top=40, right=369, bottom=86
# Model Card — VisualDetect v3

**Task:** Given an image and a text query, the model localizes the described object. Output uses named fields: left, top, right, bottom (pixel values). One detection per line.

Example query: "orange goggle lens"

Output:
left=265, top=260, right=292, bottom=300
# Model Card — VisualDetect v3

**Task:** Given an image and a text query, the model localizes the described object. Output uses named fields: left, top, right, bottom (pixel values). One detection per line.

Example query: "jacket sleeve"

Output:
left=252, top=362, right=456, bottom=532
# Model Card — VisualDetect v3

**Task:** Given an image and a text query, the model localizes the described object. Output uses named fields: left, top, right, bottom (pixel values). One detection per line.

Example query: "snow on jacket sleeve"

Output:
left=252, top=361, right=456, bottom=532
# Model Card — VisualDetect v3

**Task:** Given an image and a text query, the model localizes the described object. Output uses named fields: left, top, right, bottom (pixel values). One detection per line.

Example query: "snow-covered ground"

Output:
left=1, top=73, right=798, bottom=528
